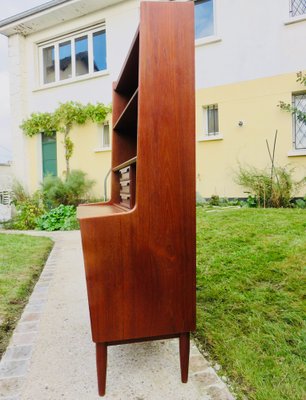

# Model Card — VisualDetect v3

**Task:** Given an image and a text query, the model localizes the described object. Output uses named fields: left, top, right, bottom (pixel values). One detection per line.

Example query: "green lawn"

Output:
left=195, top=208, right=306, bottom=400
left=0, top=233, right=53, bottom=357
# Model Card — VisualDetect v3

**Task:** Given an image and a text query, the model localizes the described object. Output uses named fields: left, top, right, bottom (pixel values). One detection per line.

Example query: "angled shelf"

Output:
left=113, top=89, right=138, bottom=133
left=114, top=28, right=139, bottom=97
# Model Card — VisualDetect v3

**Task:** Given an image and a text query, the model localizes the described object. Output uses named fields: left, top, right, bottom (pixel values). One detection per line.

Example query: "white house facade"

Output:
left=0, top=0, right=305, bottom=198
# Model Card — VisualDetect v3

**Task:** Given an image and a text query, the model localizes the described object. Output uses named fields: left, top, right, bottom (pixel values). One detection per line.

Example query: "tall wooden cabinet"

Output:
left=78, top=1, right=195, bottom=396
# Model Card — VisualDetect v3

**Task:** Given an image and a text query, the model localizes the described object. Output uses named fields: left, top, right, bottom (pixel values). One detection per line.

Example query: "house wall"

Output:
left=9, top=0, right=140, bottom=195
left=196, top=71, right=306, bottom=197
left=5, top=0, right=306, bottom=198
left=0, top=164, right=12, bottom=186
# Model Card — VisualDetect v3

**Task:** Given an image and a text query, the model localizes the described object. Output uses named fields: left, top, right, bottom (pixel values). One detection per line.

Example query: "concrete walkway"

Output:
left=0, top=231, right=234, bottom=400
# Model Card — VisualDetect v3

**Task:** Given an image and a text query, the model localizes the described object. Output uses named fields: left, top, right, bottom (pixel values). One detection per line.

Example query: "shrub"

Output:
left=236, top=165, right=305, bottom=208
left=295, top=198, right=306, bottom=209
left=7, top=190, right=45, bottom=230
left=209, top=194, right=220, bottom=206
left=36, top=205, right=79, bottom=231
left=42, top=170, right=95, bottom=208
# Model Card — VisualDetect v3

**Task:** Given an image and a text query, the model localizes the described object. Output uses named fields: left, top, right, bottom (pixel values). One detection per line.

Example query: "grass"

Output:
left=0, top=233, right=53, bottom=357
left=195, top=207, right=306, bottom=400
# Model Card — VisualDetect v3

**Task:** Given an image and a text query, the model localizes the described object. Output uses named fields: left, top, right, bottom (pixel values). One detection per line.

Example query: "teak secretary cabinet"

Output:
left=77, top=1, right=195, bottom=396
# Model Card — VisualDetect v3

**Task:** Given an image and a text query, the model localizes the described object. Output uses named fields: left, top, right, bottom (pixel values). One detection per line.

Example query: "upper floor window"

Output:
left=293, top=94, right=306, bottom=150
left=40, top=26, right=107, bottom=85
left=195, top=0, right=214, bottom=39
left=290, top=0, right=306, bottom=17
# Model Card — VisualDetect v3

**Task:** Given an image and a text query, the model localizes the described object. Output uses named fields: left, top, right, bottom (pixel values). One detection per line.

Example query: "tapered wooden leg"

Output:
left=96, top=343, right=107, bottom=396
left=179, top=332, right=190, bottom=383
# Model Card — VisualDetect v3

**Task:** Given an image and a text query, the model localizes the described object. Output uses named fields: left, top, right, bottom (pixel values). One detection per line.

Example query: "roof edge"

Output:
left=0, top=0, right=72, bottom=31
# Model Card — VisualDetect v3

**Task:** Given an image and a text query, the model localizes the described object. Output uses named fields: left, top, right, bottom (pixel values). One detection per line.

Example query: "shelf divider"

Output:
left=113, top=88, right=138, bottom=132
left=112, top=156, right=137, bottom=172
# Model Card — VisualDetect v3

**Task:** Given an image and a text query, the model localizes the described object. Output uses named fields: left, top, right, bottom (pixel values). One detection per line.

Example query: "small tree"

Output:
left=20, top=101, right=111, bottom=176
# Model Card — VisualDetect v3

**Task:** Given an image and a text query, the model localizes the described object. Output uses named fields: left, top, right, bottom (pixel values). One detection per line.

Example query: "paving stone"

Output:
left=28, top=293, right=48, bottom=301
left=10, top=333, right=37, bottom=346
left=35, top=281, right=50, bottom=287
left=27, top=297, right=47, bottom=305
left=20, top=313, right=40, bottom=323
left=15, top=322, right=39, bottom=334
left=0, top=360, right=28, bottom=379
left=2, top=346, right=32, bottom=361
left=33, top=285, right=48, bottom=293
left=0, top=377, right=24, bottom=397
left=36, top=278, right=52, bottom=284
left=190, top=354, right=210, bottom=373
left=207, top=384, right=235, bottom=400
left=192, top=367, right=220, bottom=387
left=23, top=303, right=45, bottom=313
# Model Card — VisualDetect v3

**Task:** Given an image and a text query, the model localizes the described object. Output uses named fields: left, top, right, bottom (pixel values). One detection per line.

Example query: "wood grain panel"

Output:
left=78, top=2, right=195, bottom=394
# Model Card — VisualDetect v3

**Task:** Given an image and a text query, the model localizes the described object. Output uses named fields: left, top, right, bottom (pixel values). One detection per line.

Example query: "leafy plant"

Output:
left=20, top=101, right=111, bottom=175
left=295, top=198, right=306, bottom=209
left=236, top=165, right=304, bottom=208
left=245, top=194, right=258, bottom=208
left=36, top=204, right=79, bottom=231
left=209, top=194, right=220, bottom=206
left=41, top=170, right=95, bottom=208
left=7, top=191, right=45, bottom=230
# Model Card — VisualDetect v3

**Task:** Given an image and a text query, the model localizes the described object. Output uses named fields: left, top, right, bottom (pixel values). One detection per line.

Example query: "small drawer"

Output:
left=120, top=193, right=131, bottom=208
left=119, top=167, right=130, bottom=181
left=120, top=193, right=130, bottom=201
left=120, top=180, right=130, bottom=194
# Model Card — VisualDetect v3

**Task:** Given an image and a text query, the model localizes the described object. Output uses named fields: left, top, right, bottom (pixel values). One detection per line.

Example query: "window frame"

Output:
left=94, top=122, right=111, bottom=152
left=292, top=92, right=306, bottom=151
left=197, top=104, right=223, bottom=142
left=101, top=123, right=111, bottom=150
left=289, top=0, right=306, bottom=18
left=39, top=24, right=107, bottom=87
left=204, top=104, right=219, bottom=136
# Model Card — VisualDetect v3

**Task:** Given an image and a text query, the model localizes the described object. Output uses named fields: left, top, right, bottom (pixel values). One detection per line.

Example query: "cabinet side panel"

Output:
left=79, top=216, right=125, bottom=342
left=127, top=2, right=196, bottom=338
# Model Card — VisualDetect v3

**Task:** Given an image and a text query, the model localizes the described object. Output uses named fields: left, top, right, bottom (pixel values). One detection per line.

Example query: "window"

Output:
left=75, top=36, right=88, bottom=76
left=290, top=0, right=306, bottom=17
left=40, top=27, right=107, bottom=85
left=204, top=105, right=219, bottom=136
left=293, top=94, right=306, bottom=150
left=93, top=31, right=107, bottom=72
left=101, top=123, right=110, bottom=149
left=43, top=46, right=55, bottom=84
left=195, top=0, right=214, bottom=39
left=59, top=41, right=71, bottom=80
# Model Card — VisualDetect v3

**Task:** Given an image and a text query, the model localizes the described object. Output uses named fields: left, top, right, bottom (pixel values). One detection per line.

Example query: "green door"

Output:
left=42, top=133, right=57, bottom=177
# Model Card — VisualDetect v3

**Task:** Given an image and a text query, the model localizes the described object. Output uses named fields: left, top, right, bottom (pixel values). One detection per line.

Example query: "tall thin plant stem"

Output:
left=266, top=130, right=280, bottom=188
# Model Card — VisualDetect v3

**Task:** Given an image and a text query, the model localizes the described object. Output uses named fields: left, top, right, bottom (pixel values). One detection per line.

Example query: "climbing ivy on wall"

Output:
left=20, top=101, right=112, bottom=176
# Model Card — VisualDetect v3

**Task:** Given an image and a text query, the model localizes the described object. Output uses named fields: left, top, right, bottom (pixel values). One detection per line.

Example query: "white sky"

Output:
left=0, top=0, right=51, bottom=162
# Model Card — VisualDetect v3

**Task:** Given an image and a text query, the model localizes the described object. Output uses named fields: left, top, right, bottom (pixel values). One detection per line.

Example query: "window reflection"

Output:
left=43, top=46, right=55, bottom=84
left=195, top=0, right=214, bottom=39
left=93, top=31, right=107, bottom=72
left=59, top=41, right=72, bottom=80
left=75, top=36, right=88, bottom=76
